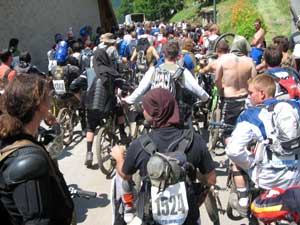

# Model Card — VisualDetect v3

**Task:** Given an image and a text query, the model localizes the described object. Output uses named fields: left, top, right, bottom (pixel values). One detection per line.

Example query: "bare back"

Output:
left=215, top=53, right=256, bottom=97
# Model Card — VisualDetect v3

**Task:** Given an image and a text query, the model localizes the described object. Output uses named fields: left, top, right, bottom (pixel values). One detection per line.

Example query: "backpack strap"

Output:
left=0, top=140, right=33, bottom=162
left=168, top=129, right=194, bottom=153
left=139, top=134, right=157, bottom=155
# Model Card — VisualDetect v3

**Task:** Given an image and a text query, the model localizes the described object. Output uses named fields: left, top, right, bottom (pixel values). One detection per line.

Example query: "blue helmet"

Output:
left=55, top=41, right=68, bottom=63
left=80, top=26, right=88, bottom=37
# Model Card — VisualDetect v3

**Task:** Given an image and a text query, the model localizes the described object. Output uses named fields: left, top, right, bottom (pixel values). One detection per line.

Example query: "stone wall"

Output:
left=0, top=0, right=100, bottom=72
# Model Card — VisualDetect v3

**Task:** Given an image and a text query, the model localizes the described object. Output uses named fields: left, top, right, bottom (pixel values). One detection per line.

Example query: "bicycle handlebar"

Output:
left=209, top=121, right=234, bottom=130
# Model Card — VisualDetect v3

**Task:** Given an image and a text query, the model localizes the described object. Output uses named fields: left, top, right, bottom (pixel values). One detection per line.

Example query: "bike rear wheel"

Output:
left=213, top=32, right=236, bottom=52
left=57, top=107, right=74, bottom=146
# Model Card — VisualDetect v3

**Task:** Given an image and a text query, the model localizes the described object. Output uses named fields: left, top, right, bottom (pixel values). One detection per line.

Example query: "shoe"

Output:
left=228, top=191, right=249, bottom=218
left=85, top=152, right=93, bottom=168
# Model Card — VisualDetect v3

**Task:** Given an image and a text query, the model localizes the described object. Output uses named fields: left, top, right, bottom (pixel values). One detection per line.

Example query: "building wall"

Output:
left=0, top=0, right=100, bottom=72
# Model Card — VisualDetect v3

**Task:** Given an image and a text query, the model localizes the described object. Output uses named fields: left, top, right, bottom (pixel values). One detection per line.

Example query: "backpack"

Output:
left=80, top=48, right=93, bottom=70
left=136, top=38, right=150, bottom=73
left=264, top=100, right=300, bottom=157
left=138, top=129, right=195, bottom=225
left=150, top=65, right=184, bottom=96
left=269, top=68, right=300, bottom=100
left=52, top=65, right=66, bottom=95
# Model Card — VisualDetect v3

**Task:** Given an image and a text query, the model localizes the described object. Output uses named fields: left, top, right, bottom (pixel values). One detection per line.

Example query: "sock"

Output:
left=237, top=187, right=249, bottom=207
left=87, top=141, right=93, bottom=152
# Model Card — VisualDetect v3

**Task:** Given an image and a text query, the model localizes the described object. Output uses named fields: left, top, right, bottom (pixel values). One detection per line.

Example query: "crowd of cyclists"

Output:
left=1, top=16, right=300, bottom=225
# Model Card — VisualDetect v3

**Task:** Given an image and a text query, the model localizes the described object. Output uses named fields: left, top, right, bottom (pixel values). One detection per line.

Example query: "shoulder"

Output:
left=3, top=145, right=50, bottom=185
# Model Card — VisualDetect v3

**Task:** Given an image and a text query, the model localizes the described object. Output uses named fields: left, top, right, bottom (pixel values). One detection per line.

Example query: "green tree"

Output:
left=116, top=0, right=133, bottom=22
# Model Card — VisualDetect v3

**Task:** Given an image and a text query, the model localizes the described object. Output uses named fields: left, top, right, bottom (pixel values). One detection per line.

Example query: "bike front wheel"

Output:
left=96, top=127, right=118, bottom=177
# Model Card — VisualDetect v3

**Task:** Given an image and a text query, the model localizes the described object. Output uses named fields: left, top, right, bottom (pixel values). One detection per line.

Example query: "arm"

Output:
left=123, top=66, right=155, bottom=104
left=111, top=145, right=132, bottom=180
left=182, top=69, right=209, bottom=102
left=251, top=60, right=258, bottom=77
left=215, top=61, right=223, bottom=92
left=130, top=49, right=137, bottom=62
left=226, top=121, right=256, bottom=170
left=151, top=46, right=160, bottom=61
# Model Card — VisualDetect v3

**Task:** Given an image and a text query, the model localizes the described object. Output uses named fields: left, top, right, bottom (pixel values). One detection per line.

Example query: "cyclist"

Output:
left=250, top=19, right=266, bottom=65
left=84, top=48, right=129, bottom=167
left=215, top=35, right=256, bottom=143
left=226, top=75, right=300, bottom=217
left=0, top=73, right=73, bottom=225
left=123, top=41, right=209, bottom=127
left=111, top=88, right=217, bottom=225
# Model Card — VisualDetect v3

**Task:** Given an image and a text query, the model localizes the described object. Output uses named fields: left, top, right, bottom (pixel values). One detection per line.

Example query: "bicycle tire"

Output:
left=226, top=189, right=244, bottom=221
left=96, top=127, right=118, bottom=177
left=57, top=107, right=74, bottom=146
left=204, top=191, right=220, bottom=225
left=213, top=32, right=236, bottom=52
left=208, top=107, right=221, bottom=152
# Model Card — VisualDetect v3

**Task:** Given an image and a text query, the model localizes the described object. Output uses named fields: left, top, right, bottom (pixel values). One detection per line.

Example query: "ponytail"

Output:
left=0, top=113, right=23, bottom=138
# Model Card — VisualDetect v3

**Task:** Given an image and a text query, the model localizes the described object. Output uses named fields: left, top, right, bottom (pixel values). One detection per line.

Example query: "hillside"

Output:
left=170, top=0, right=291, bottom=43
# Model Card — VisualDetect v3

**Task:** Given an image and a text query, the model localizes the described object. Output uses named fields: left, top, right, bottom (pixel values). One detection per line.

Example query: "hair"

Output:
left=72, top=42, right=81, bottom=53
left=0, top=49, right=12, bottom=63
left=255, top=19, right=262, bottom=25
left=8, top=38, right=19, bottom=48
left=209, top=24, right=219, bottom=34
left=249, top=74, right=276, bottom=97
left=272, top=35, right=289, bottom=52
left=216, top=40, right=229, bottom=53
left=163, top=41, right=179, bottom=60
left=0, top=73, right=49, bottom=138
left=263, top=44, right=282, bottom=67
left=181, top=38, right=194, bottom=51
left=19, top=51, right=31, bottom=63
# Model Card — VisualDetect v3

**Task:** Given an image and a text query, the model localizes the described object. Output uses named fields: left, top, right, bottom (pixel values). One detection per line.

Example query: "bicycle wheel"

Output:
left=213, top=32, right=236, bottom=52
left=208, top=107, right=221, bottom=152
left=57, top=107, right=74, bottom=146
left=96, top=127, right=118, bottom=177
left=204, top=191, right=220, bottom=225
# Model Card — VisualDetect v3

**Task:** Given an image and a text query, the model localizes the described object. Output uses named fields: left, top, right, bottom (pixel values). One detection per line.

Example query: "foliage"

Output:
left=115, top=0, right=184, bottom=22
left=230, top=0, right=265, bottom=40
left=115, top=0, right=133, bottom=23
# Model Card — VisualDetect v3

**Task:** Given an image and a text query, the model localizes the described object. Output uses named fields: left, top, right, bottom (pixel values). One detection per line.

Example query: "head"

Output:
left=230, top=35, right=251, bottom=56
left=263, top=44, right=282, bottom=67
left=209, top=24, right=219, bottom=35
left=19, top=51, right=31, bottom=63
left=163, top=41, right=180, bottom=61
left=0, top=73, right=51, bottom=138
left=254, top=19, right=262, bottom=31
left=8, top=38, right=19, bottom=49
left=100, top=33, right=116, bottom=45
left=216, top=40, right=229, bottom=56
left=54, top=33, right=63, bottom=44
left=142, top=88, right=180, bottom=128
left=0, top=49, right=13, bottom=65
left=248, top=75, right=276, bottom=106
left=272, top=36, right=289, bottom=53
left=181, top=38, right=194, bottom=52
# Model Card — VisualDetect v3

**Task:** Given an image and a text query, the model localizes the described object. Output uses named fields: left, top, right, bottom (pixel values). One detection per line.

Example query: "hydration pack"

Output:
left=138, top=129, right=195, bottom=225
left=136, top=38, right=150, bottom=73
left=268, top=68, right=300, bottom=100
left=264, top=100, right=300, bottom=157
left=150, top=65, right=184, bottom=96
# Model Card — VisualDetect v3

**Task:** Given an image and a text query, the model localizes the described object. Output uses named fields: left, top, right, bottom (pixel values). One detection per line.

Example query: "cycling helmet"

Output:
left=55, top=41, right=68, bottom=63
left=80, top=26, right=88, bottom=37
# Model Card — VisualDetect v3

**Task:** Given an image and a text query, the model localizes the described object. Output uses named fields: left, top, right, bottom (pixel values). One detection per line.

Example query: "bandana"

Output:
left=142, top=88, right=180, bottom=128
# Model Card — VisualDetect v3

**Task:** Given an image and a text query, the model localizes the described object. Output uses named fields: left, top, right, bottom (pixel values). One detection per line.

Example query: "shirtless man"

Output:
left=250, top=19, right=265, bottom=65
left=215, top=35, right=256, bottom=140
left=199, top=40, right=229, bottom=74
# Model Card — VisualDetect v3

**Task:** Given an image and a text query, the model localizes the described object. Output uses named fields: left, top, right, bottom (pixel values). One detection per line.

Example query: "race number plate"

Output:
left=151, top=182, right=189, bottom=225
left=52, top=79, right=66, bottom=95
